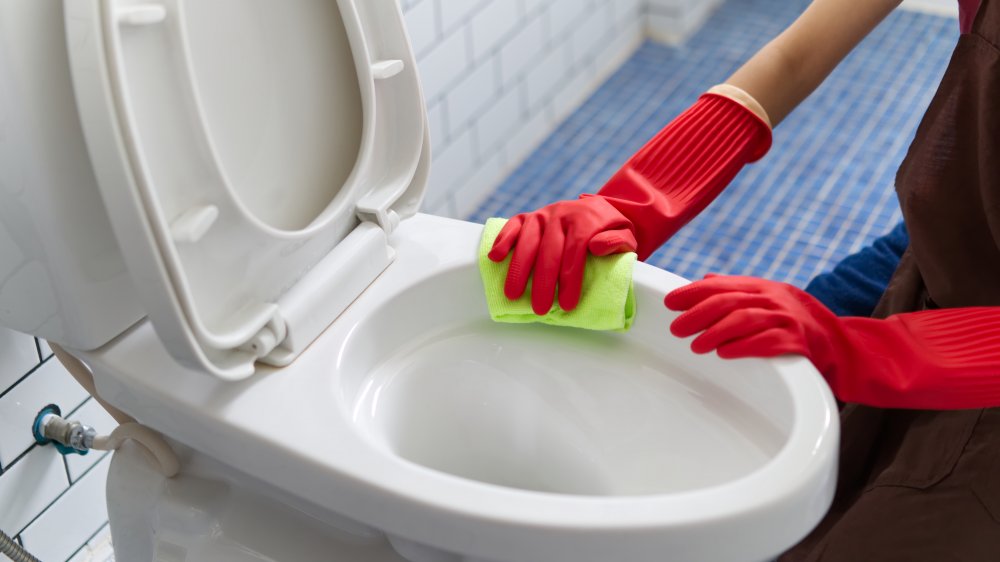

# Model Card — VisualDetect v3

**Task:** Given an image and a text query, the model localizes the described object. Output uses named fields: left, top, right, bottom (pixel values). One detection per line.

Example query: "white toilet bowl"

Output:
left=0, top=1, right=838, bottom=560
left=80, top=215, right=838, bottom=562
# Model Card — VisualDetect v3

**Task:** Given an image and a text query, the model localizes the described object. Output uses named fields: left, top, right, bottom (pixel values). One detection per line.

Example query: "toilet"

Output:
left=0, top=1, right=838, bottom=561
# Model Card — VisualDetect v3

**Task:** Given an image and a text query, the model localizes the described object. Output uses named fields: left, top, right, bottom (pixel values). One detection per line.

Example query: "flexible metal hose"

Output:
left=0, top=528, right=40, bottom=562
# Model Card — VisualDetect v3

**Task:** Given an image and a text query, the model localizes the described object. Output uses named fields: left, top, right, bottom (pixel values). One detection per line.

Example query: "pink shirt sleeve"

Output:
left=958, top=0, right=982, bottom=33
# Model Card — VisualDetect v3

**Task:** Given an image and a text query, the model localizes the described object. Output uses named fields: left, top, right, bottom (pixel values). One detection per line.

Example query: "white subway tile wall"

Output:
left=0, top=0, right=679, bottom=559
left=411, top=0, right=645, bottom=217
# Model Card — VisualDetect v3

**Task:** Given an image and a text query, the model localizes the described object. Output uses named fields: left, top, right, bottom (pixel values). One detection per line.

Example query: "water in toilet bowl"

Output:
left=345, top=268, right=792, bottom=498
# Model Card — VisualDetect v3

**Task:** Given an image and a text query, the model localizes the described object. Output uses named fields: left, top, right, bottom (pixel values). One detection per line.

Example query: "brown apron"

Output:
left=780, top=2, right=1000, bottom=560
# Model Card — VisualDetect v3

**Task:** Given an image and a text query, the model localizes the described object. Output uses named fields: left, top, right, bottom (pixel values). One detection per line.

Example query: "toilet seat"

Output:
left=65, top=0, right=429, bottom=380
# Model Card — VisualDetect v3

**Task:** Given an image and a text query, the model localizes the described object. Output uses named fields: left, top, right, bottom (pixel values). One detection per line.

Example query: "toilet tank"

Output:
left=0, top=1, right=143, bottom=350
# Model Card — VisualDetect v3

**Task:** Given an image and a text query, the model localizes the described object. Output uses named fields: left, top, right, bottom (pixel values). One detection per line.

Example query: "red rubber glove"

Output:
left=665, top=275, right=1000, bottom=410
left=489, top=93, right=772, bottom=315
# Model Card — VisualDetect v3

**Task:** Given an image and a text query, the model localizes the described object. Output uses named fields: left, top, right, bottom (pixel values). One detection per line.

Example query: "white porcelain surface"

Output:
left=83, top=214, right=838, bottom=562
left=350, top=288, right=789, bottom=497
left=107, top=440, right=409, bottom=562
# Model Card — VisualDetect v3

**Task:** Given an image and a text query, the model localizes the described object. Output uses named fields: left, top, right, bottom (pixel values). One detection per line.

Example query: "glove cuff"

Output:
left=706, top=83, right=772, bottom=130
left=596, top=93, right=772, bottom=259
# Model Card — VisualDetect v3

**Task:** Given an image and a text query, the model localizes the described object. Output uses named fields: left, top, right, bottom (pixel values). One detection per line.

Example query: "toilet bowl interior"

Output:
left=339, top=263, right=794, bottom=497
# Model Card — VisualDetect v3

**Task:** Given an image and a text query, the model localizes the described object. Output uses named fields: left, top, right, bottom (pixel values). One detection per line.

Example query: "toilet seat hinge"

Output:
left=356, top=205, right=400, bottom=234
left=238, top=314, right=288, bottom=360
left=250, top=223, right=394, bottom=370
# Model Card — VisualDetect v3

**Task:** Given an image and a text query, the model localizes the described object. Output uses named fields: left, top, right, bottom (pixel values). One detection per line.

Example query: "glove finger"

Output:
left=688, top=308, right=786, bottom=354
left=716, top=328, right=809, bottom=360
left=531, top=220, right=566, bottom=315
left=664, top=275, right=767, bottom=311
left=557, top=225, right=592, bottom=312
left=504, top=214, right=542, bottom=300
left=669, top=293, right=780, bottom=338
left=488, top=215, right=525, bottom=261
left=588, top=228, right=638, bottom=256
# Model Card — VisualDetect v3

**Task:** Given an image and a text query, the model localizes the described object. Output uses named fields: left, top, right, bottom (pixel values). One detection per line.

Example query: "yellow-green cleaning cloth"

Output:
left=479, top=218, right=636, bottom=332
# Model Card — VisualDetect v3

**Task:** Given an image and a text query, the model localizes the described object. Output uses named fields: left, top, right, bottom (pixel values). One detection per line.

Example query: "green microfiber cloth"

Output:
left=479, top=218, right=636, bottom=332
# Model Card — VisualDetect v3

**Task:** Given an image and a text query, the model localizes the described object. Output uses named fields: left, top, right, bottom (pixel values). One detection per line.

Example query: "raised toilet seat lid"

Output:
left=65, top=0, right=429, bottom=380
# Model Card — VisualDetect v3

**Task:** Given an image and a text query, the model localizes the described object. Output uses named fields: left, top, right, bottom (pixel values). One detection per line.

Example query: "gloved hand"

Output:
left=487, top=195, right=638, bottom=316
left=665, top=275, right=1000, bottom=410
left=490, top=91, right=772, bottom=315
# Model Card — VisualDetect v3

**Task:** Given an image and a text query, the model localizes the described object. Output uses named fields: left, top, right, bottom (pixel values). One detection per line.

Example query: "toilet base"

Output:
left=106, top=442, right=485, bottom=562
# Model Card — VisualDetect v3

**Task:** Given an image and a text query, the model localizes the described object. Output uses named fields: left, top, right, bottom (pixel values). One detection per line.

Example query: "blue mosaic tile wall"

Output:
left=469, top=0, right=957, bottom=287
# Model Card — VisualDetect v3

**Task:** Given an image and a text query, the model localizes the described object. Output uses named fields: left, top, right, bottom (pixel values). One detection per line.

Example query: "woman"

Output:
left=489, top=0, right=1000, bottom=558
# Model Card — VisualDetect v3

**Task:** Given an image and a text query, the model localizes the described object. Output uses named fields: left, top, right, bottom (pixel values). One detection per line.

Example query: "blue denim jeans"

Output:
left=804, top=221, right=908, bottom=317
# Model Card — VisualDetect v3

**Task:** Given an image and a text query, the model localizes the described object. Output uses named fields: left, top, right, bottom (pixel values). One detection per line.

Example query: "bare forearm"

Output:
left=726, top=0, right=902, bottom=126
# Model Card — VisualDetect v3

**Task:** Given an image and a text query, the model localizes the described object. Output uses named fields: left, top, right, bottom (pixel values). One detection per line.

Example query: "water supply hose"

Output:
left=0, top=528, right=40, bottom=562
left=33, top=406, right=180, bottom=478
left=93, top=422, right=180, bottom=477
left=40, top=343, right=180, bottom=478
left=49, top=343, right=132, bottom=424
